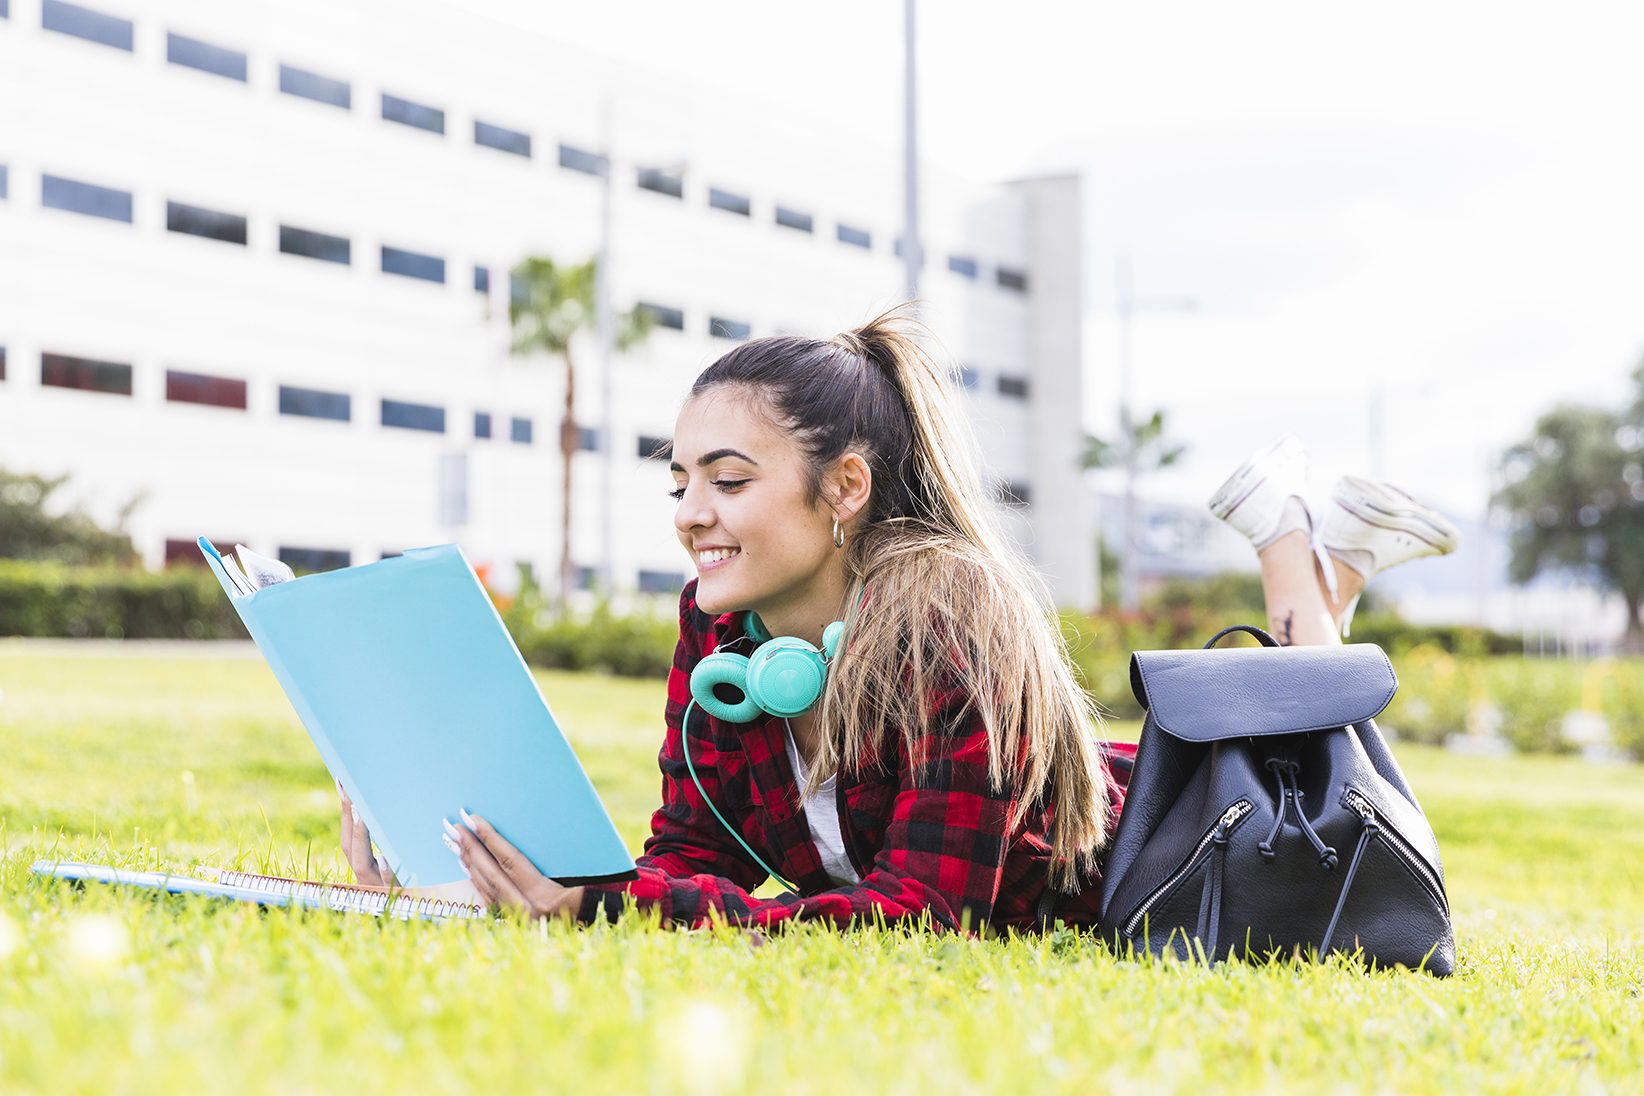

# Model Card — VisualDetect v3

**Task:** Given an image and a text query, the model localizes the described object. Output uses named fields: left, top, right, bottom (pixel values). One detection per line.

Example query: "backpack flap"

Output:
left=1129, top=644, right=1397, bottom=742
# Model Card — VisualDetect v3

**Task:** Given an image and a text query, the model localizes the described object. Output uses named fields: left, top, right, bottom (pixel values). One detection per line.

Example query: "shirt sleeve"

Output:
left=580, top=660, right=1019, bottom=933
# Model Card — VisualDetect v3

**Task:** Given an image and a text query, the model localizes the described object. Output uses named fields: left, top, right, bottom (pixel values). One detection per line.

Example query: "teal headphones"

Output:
left=681, top=610, right=848, bottom=893
left=689, top=612, right=846, bottom=722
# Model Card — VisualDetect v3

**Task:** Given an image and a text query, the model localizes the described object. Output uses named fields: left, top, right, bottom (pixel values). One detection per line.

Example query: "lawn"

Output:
left=1, top=642, right=1641, bottom=1095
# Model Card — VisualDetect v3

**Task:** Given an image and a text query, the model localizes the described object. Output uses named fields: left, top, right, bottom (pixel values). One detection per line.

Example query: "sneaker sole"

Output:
left=1330, top=476, right=1460, bottom=554
left=1207, top=432, right=1308, bottom=521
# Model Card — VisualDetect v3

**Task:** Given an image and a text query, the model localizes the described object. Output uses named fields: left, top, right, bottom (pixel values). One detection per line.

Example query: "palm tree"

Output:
left=509, top=257, right=652, bottom=605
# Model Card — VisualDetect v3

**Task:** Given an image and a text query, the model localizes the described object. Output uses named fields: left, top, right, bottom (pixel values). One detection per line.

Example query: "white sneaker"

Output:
left=1321, top=476, right=1461, bottom=580
left=1207, top=433, right=1313, bottom=552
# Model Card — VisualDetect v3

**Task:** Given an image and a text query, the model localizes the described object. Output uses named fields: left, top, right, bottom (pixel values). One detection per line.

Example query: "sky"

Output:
left=453, top=0, right=1644, bottom=519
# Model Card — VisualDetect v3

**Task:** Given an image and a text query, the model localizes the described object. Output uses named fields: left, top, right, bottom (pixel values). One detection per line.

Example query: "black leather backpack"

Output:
left=1097, top=626, right=1454, bottom=975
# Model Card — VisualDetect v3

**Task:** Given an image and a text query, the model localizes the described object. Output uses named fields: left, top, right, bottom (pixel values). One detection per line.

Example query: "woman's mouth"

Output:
left=697, top=547, right=740, bottom=567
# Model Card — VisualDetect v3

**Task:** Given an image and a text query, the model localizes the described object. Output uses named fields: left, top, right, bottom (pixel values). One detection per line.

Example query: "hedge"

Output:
left=0, top=560, right=249, bottom=640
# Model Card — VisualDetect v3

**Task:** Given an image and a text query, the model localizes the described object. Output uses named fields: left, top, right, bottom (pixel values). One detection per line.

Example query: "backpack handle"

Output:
left=1204, top=625, right=1281, bottom=649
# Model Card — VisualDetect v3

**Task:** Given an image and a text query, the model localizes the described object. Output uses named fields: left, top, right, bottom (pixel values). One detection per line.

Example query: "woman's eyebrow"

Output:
left=697, top=448, right=758, bottom=467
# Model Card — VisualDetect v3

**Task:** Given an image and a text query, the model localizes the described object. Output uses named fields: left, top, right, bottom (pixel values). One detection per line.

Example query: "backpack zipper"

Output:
left=1341, top=788, right=1448, bottom=915
left=1123, top=799, right=1253, bottom=937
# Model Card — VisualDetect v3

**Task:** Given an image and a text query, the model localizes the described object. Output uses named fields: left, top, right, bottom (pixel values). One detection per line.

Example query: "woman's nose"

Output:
left=673, top=483, right=713, bottom=532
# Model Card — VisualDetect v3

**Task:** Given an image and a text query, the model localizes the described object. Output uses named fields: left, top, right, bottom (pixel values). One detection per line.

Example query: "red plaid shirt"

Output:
left=579, top=582, right=1133, bottom=933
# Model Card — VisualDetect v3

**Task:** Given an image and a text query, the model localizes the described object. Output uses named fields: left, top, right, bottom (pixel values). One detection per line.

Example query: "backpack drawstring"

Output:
left=1257, top=758, right=1338, bottom=869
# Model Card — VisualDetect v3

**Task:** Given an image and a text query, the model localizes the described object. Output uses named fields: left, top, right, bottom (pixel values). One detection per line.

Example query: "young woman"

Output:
left=339, top=313, right=1458, bottom=933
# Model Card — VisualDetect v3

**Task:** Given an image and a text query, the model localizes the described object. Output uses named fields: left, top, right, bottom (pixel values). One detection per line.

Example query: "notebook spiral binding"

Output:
left=204, top=868, right=487, bottom=921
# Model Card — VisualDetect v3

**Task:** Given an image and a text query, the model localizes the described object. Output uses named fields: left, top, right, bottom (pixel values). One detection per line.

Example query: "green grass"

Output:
left=2, top=646, right=1642, bottom=1094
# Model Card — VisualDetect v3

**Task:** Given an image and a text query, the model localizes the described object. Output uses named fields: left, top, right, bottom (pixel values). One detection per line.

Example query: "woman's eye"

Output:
left=667, top=486, right=687, bottom=501
left=711, top=479, right=749, bottom=492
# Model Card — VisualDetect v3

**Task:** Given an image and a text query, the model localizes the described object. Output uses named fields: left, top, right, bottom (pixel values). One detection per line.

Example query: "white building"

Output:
left=0, top=0, right=1093, bottom=607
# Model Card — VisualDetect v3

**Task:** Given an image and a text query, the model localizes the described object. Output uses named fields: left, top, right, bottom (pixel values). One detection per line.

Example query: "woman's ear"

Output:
left=828, top=452, right=873, bottom=525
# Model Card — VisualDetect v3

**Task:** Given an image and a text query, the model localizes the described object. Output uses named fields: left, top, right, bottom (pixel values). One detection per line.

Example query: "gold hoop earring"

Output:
left=832, top=518, right=845, bottom=549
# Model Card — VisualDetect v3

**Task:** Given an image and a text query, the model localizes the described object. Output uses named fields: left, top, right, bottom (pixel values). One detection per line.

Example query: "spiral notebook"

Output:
left=32, top=860, right=487, bottom=922
left=190, top=535, right=637, bottom=891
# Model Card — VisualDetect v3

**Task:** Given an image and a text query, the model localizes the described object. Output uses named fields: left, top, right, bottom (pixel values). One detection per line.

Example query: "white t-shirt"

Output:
left=783, top=721, right=863, bottom=887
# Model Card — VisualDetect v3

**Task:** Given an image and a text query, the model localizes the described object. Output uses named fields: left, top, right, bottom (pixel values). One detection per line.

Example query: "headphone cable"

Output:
left=680, top=698, right=799, bottom=895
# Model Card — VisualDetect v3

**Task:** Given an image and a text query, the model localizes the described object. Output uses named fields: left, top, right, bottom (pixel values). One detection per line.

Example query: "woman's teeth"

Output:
left=698, top=548, right=739, bottom=564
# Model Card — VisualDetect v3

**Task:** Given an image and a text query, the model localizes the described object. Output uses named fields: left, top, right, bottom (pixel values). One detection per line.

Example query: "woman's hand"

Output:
left=445, top=810, right=585, bottom=921
left=337, top=781, right=398, bottom=888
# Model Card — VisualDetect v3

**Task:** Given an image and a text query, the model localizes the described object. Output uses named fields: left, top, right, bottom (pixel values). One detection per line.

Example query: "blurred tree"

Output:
left=0, top=468, right=138, bottom=566
left=1084, top=409, right=1186, bottom=609
left=509, top=257, right=653, bottom=605
left=1493, top=402, right=1644, bottom=653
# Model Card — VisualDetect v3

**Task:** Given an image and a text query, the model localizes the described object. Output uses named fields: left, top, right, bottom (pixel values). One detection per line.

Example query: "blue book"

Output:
left=195, top=536, right=636, bottom=889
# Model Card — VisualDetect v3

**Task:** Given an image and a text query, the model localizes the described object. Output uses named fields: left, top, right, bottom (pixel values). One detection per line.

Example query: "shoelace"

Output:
left=1257, top=759, right=1339, bottom=869
left=1309, top=516, right=1339, bottom=601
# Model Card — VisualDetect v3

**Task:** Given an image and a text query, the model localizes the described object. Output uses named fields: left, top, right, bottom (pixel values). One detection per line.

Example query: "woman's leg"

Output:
left=1258, top=532, right=1366, bottom=647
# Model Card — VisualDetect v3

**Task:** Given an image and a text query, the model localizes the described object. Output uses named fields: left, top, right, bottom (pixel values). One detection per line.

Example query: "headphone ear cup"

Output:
left=745, top=638, right=828, bottom=718
left=690, top=652, right=761, bottom=723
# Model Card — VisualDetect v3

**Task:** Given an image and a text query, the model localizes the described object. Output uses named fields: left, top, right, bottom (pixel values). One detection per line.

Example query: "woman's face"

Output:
left=670, top=392, right=842, bottom=621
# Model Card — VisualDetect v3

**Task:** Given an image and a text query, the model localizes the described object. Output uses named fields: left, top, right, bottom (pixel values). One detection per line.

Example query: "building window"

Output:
left=948, top=255, right=978, bottom=279
left=279, top=64, right=350, bottom=109
left=510, top=417, right=532, bottom=444
left=42, top=174, right=131, bottom=223
left=837, top=224, right=871, bottom=249
left=381, top=246, right=444, bottom=283
left=279, top=546, right=350, bottom=574
left=709, top=188, right=750, bottom=216
left=709, top=317, right=751, bottom=341
left=952, top=366, right=979, bottom=389
left=0, top=165, right=9, bottom=200
left=41, top=0, right=132, bottom=50
left=637, top=167, right=683, bottom=198
left=166, top=33, right=246, bottom=81
left=997, top=374, right=1029, bottom=399
left=0, top=347, right=6, bottom=382
left=473, top=265, right=489, bottom=293
left=42, top=352, right=131, bottom=395
left=166, top=369, right=245, bottom=409
left=558, top=144, right=606, bottom=176
left=279, top=225, right=350, bottom=264
left=637, top=302, right=684, bottom=330
left=577, top=427, right=601, bottom=452
left=996, top=482, right=1031, bottom=507
left=775, top=207, right=813, bottom=233
left=638, top=436, right=672, bottom=460
left=166, top=201, right=246, bottom=245
left=381, top=93, right=444, bottom=135
left=473, top=411, right=492, bottom=439
left=474, top=121, right=530, bottom=157
left=638, top=570, right=685, bottom=595
left=279, top=385, right=350, bottom=421
left=381, top=399, right=445, bottom=433
left=165, top=538, right=235, bottom=568
left=997, top=266, right=1029, bottom=292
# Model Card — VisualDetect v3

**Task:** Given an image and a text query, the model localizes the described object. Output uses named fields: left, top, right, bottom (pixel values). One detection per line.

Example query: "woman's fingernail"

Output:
left=460, top=808, right=477, bottom=829
left=336, top=779, right=344, bottom=799
left=350, top=803, right=360, bottom=825
left=442, top=834, right=460, bottom=855
left=442, top=818, right=461, bottom=841
left=376, top=854, right=391, bottom=877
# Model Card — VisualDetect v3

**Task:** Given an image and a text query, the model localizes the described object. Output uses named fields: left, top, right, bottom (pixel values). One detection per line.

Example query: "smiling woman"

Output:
left=409, top=307, right=1129, bottom=933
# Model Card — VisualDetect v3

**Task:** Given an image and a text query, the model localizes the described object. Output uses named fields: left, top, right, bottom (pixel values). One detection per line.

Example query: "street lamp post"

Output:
left=1115, top=253, right=1196, bottom=609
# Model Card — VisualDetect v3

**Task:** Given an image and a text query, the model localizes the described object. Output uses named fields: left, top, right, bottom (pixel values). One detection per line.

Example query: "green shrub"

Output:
left=1380, top=644, right=1477, bottom=744
left=1345, top=612, right=1520, bottom=657
left=502, top=567, right=677, bottom=679
left=1595, top=660, right=1644, bottom=760
left=0, top=559, right=248, bottom=639
left=1485, top=659, right=1582, bottom=754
